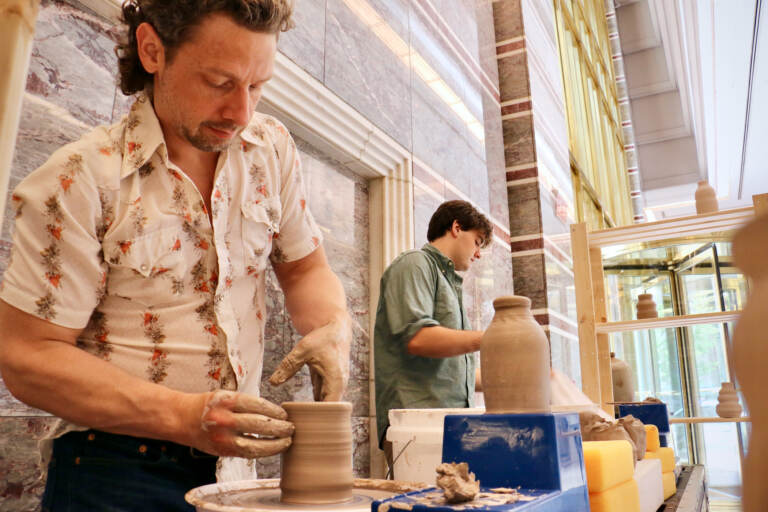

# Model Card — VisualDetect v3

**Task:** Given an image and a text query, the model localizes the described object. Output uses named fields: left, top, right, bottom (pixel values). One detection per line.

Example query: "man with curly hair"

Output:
left=374, top=200, right=492, bottom=475
left=0, top=1, right=351, bottom=509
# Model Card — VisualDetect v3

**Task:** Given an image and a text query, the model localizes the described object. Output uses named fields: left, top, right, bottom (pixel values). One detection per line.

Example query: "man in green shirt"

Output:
left=374, top=200, right=493, bottom=472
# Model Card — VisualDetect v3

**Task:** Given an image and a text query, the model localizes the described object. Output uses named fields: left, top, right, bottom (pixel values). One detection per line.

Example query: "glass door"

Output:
left=675, top=243, right=747, bottom=504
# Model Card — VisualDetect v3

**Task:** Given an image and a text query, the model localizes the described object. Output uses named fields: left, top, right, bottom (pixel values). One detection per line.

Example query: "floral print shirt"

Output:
left=1, top=94, right=322, bottom=467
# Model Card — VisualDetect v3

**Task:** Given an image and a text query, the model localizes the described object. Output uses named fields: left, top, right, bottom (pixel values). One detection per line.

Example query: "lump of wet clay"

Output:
left=618, top=415, right=646, bottom=461
left=579, top=411, right=637, bottom=467
left=435, top=462, right=480, bottom=503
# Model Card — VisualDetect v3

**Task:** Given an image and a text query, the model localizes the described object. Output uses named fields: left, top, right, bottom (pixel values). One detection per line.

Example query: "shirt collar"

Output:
left=120, top=93, right=168, bottom=179
left=120, top=93, right=267, bottom=179
left=422, top=243, right=462, bottom=282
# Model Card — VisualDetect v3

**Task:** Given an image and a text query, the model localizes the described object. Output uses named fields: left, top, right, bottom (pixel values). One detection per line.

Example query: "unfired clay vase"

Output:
left=715, top=382, right=742, bottom=418
left=732, top=212, right=768, bottom=512
left=610, top=352, right=635, bottom=402
left=481, top=296, right=551, bottom=414
left=695, top=180, right=719, bottom=214
left=635, top=293, right=658, bottom=319
left=279, top=402, right=353, bottom=504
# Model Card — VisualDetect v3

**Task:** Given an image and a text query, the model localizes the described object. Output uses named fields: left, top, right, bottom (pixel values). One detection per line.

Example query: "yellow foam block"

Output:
left=583, top=440, right=635, bottom=493
left=644, top=447, right=675, bottom=472
left=662, top=471, right=677, bottom=499
left=645, top=424, right=660, bottom=451
left=589, top=478, right=641, bottom=512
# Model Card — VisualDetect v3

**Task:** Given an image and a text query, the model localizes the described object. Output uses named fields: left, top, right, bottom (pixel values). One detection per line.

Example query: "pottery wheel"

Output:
left=186, top=479, right=412, bottom=512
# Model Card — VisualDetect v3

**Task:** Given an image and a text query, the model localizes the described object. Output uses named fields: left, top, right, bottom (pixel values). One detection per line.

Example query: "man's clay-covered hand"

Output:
left=268, top=315, right=351, bottom=401
left=189, top=391, right=294, bottom=458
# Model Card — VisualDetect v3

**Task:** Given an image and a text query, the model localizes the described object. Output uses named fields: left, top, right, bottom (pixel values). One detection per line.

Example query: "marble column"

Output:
left=493, top=0, right=581, bottom=381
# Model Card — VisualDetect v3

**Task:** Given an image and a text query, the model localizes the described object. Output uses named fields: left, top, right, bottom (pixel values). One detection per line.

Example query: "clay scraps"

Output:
left=436, top=462, right=480, bottom=503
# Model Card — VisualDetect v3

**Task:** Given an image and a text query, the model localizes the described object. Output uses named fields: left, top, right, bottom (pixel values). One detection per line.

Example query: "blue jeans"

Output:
left=41, top=430, right=217, bottom=511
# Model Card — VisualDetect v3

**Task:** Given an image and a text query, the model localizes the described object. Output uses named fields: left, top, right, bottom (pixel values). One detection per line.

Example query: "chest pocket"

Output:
left=241, top=198, right=281, bottom=275
left=434, top=278, right=462, bottom=330
left=103, top=227, right=186, bottom=305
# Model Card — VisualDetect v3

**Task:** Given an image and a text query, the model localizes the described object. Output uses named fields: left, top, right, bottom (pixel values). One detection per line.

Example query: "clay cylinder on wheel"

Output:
left=480, top=296, right=551, bottom=414
left=279, top=401, right=353, bottom=504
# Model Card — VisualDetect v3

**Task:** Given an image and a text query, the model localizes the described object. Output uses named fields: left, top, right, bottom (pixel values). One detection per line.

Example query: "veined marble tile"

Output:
left=467, top=150, right=490, bottom=215
left=27, top=0, right=119, bottom=127
left=491, top=241, right=515, bottom=297
left=510, top=253, right=546, bottom=310
left=502, top=115, right=536, bottom=167
left=413, top=181, right=444, bottom=247
left=412, top=79, right=471, bottom=195
left=483, top=94, right=509, bottom=225
left=476, top=0, right=500, bottom=90
left=421, top=0, right=480, bottom=62
left=498, top=52, right=530, bottom=102
left=0, top=416, right=59, bottom=511
left=324, top=0, right=412, bottom=151
left=278, top=0, right=326, bottom=81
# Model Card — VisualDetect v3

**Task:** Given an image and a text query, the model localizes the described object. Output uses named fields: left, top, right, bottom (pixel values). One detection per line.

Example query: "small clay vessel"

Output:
left=636, top=293, right=658, bottom=319
left=280, top=402, right=353, bottom=504
left=610, top=352, right=635, bottom=402
left=695, top=180, right=718, bottom=214
left=732, top=212, right=768, bottom=512
left=715, top=382, right=742, bottom=418
left=481, top=296, right=551, bottom=414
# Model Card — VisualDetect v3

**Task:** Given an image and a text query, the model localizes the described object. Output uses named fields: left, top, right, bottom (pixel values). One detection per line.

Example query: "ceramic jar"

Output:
left=480, top=296, right=551, bottom=414
left=636, top=293, right=658, bottom=319
left=610, top=352, right=636, bottom=402
left=280, top=402, right=353, bottom=504
left=715, top=382, right=742, bottom=418
left=695, top=181, right=719, bottom=214
left=732, top=212, right=768, bottom=512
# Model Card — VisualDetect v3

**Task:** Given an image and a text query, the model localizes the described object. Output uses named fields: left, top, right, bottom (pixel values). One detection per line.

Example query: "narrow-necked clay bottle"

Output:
left=280, top=402, right=353, bottom=504
left=695, top=180, right=718, bottom=214
left=732, top=212, right=768, bottom=512
left=636, top=293, right=658, bottom=319
left=480, top=296, right=551, bottom=413
left=610, top=352, right=635, bottom=402
left=715, top=382, right=742, bottom=418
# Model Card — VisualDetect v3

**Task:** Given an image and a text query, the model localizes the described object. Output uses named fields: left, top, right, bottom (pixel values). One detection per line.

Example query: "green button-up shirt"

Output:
left=374, top=244, right=476, bottom=447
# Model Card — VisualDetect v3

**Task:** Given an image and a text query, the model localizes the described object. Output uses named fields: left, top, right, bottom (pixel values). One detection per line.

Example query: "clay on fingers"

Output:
left=234, top=435, right=292, bottom=458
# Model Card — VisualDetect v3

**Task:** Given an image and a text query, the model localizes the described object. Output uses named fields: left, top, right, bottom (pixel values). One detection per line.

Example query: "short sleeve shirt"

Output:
left=1, top=93, right=321, bottom=413
left=373, top=244, right=476, bottom=447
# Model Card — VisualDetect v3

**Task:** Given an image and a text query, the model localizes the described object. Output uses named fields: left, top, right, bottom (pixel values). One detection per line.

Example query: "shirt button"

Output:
left=140, top=264, right=148, bottom=272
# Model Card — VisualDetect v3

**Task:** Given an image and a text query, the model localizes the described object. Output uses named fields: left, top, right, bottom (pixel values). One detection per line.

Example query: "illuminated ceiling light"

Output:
left=340, top=0, right=485, bottom=144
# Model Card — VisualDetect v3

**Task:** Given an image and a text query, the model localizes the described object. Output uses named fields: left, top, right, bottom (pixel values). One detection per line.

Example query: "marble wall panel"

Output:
left=491, top=241, right=515, bottom=297
left=425, top=0, right=480, bottom=60
left=27, top=1, right=118, bottom=127
left=476, top=0, right=500, bottom=88
left=467, top=150, right=490, bottom=215
left=506, top=182, right=542, bottom=237
left=544, top=252, right=576, bottom=322
left=409, top=4, right=471, bottom=124
left=502, top=115, right=537, bottom=165
left=483, top=92, right=509, bottom=224
left=498, top=53, right=531, bottom=102
left=413, top=181, right=444, bottom=247
left=277, top=0, right=326, bottom=81
left=411, top=78, right=470, bottom=192
left=324, top=0, right=412, bottom=151
left=493, top=0, right=524, bottom=42
left=0, top=417, right=59, bottom=512
left=510, top=253, right=547, bottom=309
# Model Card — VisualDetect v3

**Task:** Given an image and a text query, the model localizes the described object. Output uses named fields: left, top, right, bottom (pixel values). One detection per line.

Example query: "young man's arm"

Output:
left=407, top=326, right=482, bottom=357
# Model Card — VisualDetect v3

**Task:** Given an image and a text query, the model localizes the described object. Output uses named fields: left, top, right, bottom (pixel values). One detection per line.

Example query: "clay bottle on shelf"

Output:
left=715, top=382, right=742, bottom=418
left=695, top=180, right=719, bottom=214
left=610, top=352, right=635, bottom=402
left=635, top=293, right=658, bottom=319
left=732, top=211, right=768, bottom=512
left=480, top=296, right=551, bottom=414
left=280, top=402, right=353, bottom=504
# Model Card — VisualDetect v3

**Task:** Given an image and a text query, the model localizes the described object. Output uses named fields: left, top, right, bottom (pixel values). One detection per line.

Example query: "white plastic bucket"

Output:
left=386, top=408, right=483, bottom=483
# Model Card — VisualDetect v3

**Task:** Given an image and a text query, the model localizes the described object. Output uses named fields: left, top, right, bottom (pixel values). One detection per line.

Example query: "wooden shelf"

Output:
left=587, top=207, right=755, bottom=248
left=596, top=310, right=741, bottom=334
left=669, top=417, right=751, bottom=424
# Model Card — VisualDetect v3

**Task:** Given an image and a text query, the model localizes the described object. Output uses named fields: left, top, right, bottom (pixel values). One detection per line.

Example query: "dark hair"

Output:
left=427, top=200, right=493, bottom=248
left=116, top=0, right=295, bottom=95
